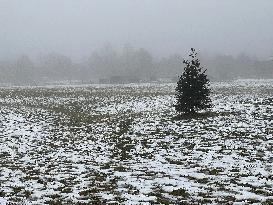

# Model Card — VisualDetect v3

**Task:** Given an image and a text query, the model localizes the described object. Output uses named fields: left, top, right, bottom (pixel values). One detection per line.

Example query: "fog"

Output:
left=0, top=0, right=273, bottom=84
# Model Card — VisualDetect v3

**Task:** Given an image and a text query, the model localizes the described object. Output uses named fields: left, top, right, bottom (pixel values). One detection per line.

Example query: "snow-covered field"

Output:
left=0, top=80, right=273, bottom=204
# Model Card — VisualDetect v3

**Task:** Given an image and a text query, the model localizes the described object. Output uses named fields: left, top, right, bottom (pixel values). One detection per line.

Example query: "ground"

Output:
left=0, top=80, right=273, bottom=204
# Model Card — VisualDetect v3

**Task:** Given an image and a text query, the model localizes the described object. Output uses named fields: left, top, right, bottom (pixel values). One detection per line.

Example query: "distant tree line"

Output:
left=0, top=46, right=272, bottom=85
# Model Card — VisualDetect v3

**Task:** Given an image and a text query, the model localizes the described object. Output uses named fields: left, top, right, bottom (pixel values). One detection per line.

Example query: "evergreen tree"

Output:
left=175, top=48, right=212, bottom=114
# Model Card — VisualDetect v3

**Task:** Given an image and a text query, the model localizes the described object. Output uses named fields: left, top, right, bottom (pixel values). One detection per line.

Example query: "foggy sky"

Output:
left=1, top=0, right=273, bottom=59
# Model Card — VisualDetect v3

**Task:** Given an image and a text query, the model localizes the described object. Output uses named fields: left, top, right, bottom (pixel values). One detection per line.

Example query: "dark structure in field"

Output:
left=99, top=76, right=141, bottom=84
left=110, top=76, right=141, bottom=84
left=175, top=48, right=212, bottom=114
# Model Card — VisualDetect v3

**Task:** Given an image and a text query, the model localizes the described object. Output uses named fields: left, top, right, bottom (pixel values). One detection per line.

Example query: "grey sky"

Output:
left=1, top=0, right=273, bottom=59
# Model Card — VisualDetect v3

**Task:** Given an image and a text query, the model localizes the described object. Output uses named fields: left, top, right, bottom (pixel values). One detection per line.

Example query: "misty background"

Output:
left=1, top=0, right=273, bottom=85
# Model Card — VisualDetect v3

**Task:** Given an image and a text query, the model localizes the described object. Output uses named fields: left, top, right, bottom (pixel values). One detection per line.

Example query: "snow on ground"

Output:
left=0, top=80, right=273, bottom=204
